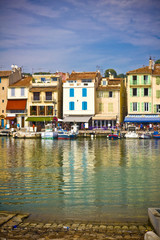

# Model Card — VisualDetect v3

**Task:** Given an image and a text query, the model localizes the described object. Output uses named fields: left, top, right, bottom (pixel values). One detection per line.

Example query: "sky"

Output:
left=0, top=0, right=160, bottom=75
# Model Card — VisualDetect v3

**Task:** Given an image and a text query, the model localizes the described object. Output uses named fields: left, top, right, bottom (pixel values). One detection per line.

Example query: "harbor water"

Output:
left=0, top=137, right=160, bottom=223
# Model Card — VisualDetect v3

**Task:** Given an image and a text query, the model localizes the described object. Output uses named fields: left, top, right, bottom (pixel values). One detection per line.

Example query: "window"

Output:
left=2, top=87, right=4, bottom=90
left=30, top=106, right=37, bottom=115
left=156, top=77, right=160, bottom=85
left=51, top=77, right=57, bottom=81
left=144, top=88, right=148, bottom=96
left=33, top=92, right=40, bottom=101
left=82, top=79, right=92, bottom=83
left=82, top=88, right=87, bottom=97
left=156, top=90, right=160, bottom=98
left=109, top=91, right=113, bottom=98
left=46, top=92, right=52, bottom=100
left=2, top=110, right=4, bottom=113
left=103, top=81, right=106, bottom=86
left=156, top=105, right=160, bottom=113
left=21, top=87, right=25, bottom=96
left=144, top=102, right=149, bottom=111
left=39, top=106, right=45, bottom=115
left=69, top=102, right=75, bottom=110
left=133, top=88, right=137, bottom=96
left=133, top=75, right=137, bottom=84
left=97, top=91, right=103, bottom=98
left=144, top=75, right=148, bottom=84
left=2, top=100, right=4, bottom=103
left=41, top=78, right=45, bottom=82
left=108, top=103, right=113, bottom=112
left=11, top=88, right=15, bottom=96
left=133, top=102, right=137, bottom=111
left=0, top=78, right=1, bottom=83
left=46, top=106, right=53, bottom=115
left=69, top=88, right=74, bottom=97
left=82, top=101, right=87, bottom=110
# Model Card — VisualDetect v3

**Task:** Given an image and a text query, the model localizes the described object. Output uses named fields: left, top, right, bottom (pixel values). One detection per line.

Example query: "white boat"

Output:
left=41, top=123, right=58, bottom=139
left=125, top=126, right=139, bottom=138
left=139, top=133, right=152, bottom=139
left=13, top=131, right=41, bottom=139
left=58, top=124, right=79, bottom=140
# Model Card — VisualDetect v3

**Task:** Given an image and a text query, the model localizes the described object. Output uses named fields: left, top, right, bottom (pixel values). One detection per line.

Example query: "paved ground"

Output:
left=0, top=212, right=153, bottom=240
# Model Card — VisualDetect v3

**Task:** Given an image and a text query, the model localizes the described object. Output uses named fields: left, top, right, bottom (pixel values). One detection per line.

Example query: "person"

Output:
left=33, top=124, right=35, bottom=131
left=17, top=123, right=20, bottom=130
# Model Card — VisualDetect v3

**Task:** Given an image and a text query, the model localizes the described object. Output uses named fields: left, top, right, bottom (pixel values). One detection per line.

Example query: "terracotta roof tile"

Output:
left=9, top=76, right=32, bottom=87
left=153, top=64, right=160, bottom=75
left=68, top=71, right=99, bottom=80
left=0, top=71, right=12, bottom=77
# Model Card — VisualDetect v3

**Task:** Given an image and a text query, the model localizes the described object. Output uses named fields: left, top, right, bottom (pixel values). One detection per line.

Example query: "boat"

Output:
left=125, top=126, right=139, bottom=139
left=58, top=124, right=79, bottom=140
left=108, top=130, right=121, bottom=140
left=12, top=131, right=41, bottom=139
left=139, top=133, right=152, bottom=139
left=0, top=130, right=11, bottom=137
left=153, top=131, right=160, bottom=139
left=41, top=123, right=58, bottom=139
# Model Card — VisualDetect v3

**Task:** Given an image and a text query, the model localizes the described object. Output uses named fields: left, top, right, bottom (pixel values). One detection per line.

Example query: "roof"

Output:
left=6, top=100, right=27, bottom=110
left=30, top=86, right=57, bottom=92
left=67, top=71, right=99, bottom=81
left=0, top=71, right=12, bottom=77
left=9, top=76, right=32, bottom=87
left=127, top=64, right=160, bottom=75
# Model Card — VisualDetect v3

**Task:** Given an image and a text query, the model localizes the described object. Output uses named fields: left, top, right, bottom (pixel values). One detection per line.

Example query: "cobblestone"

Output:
left=0, top=211, right=155, bottom=240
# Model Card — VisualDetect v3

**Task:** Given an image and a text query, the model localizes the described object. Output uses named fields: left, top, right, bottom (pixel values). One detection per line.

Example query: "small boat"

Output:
left=58, top=124, right=79, bottom=140
left=108, top=130, right=121, bottom=140
left=41, top=123, right=58, bottom=139
left=125, top=126, right=139, bottom=139
left=0, top=130, right=10, bottom=137
left=153, top=131, right=160, bottom=139
left=13, top=131, right=41, bottom=139
left=139, top=133, right=152, bottom=139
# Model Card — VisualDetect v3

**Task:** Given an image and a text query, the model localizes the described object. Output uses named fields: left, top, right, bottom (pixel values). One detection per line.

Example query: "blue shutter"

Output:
left=69, top=102, right=75, bottom=110
left=70, top=88, right=74, bottom=97
left=0, top=78, right=1, bottom=83
left=82, top=88, right=87, bottom=97
left=82, top=101, right=87, bottom=110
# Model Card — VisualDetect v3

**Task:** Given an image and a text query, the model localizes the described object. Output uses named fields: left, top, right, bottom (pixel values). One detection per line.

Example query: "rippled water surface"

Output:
left=0, top=137, right=160, bottom=222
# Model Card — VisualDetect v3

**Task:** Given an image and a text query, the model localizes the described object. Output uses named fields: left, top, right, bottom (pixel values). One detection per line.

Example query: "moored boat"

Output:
left=139, top=133, right=152, bottom=139
left=108, top=130, right=121, bottom=140
left=41, top=123, right=58, bottom=139
left=58, top=124, right=79, bottom=140
left=13, top=131, right=41, bottom=139
left=153, top=131, right=160, bottom=139
left=125, top=131, right=139, bottom=138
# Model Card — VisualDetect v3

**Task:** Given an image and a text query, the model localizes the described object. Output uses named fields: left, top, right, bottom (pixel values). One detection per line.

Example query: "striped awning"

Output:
left=124, top=116, right=160, bottom=123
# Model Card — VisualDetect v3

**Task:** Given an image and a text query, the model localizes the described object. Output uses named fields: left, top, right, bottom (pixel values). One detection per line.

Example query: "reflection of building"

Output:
left=63, top=71, right=101, bottom=128
left=26, top=72, right=66, bottom=127
left=93, top=74, right=127, bottom=128
left=125, top=58, right=160, bottom=124
left=6, top=76, right=31, bottom=128
left=0, top=66, right=22, bottom=128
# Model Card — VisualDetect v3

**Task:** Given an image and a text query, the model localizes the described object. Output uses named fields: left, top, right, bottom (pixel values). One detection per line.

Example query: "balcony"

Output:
left=31, top=96, right=42, bottom=102
left=43, top=96, right=57, bottom=103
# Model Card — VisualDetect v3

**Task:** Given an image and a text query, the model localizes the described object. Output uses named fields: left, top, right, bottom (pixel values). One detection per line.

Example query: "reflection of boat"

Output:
left=58, top=124, right=79, bottom=140
left=139, top=133, right=152, bottom=139
left=0, top=130, right=10, bottom=137
left=41, top=124, right=58, bottom=139
left=13, top=131, right=41, bottom=139
left=125, top=126, right=139, bottom=138
left=153, top=131, right=160, bottom=139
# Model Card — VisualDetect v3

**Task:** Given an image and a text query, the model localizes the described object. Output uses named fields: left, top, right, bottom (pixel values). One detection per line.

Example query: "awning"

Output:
left=5, top=117, right=16, bottom=120
left=6, top=100, right=27, bottom=110
left=124, top=115, right=160, bottom=123
left=26, top=117, right=54, bottom=122
left=92, top=115, right=117, bottom=120
left=63, top=116, right=92, bottom=123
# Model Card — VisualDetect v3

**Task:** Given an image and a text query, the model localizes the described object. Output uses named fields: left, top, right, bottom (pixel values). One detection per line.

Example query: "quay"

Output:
left=0, top=212, right=154, bottom=240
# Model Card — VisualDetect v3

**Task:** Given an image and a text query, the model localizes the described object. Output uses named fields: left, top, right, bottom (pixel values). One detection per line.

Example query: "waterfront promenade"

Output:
left=0, top=212, right=153, bottom=240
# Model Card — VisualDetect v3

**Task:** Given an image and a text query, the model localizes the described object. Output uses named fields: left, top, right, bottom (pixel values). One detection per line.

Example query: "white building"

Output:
left=63, top=71, right=101, bottom=128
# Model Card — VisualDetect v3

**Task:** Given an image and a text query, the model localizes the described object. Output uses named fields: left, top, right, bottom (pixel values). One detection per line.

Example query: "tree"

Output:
left=117, top=73, right=126, bottom=78
left=155, top=59, right=160, bottom=64
left=104, top=69, right=117, bottom=78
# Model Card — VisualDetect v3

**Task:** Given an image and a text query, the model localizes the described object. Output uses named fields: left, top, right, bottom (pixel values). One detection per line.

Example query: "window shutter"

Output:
left=138, top=103, right=140, bottom=112
left=148, top=75, right=151, bottom=84
left=149, top=88, right=151, bottom=97
left=141, top=76, right=144, bottom=85
left=108, top=103, right=113, bottom=112
left=156, top=76, right=160, bottom=85
left=149, top=103, right=152, bottom=112
left=104, top=92, right=108, bottom=98
left=130, top=88, right=132, bottom=97
left=137, top=88, right=140, bottom=97
left=154, top=104, right=157, bottom=113
left=130, top=103, right=132, bottom=112
left=137, top=76, right=140, bottom=85
left=141, top=88, right=144, bottom=97
left=130, top=76, right=133, bottom=85
left=156, top=90, right=160, bottom=98
left=113, top=91, right=115, bottom=97
left=141, top=102, right=144, bottom=112
left=70, top=88, right=74, bottom=97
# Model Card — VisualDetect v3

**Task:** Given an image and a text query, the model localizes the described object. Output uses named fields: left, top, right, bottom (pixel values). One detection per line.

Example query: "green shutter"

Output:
left=137, top=76, right=140, bottom=85
left=137, top=88, right=140, bottom=97
left=130, top=88, right=132, bottom=97
left=154, top=104, right=157, bottom=113
left=103, top=92, right=108, bottom=98
left=138, top=102, right=140, bottom=112
left=130, top=76, right=133, bottom=85
left=130, top=103, right=132, bottom=112
left=141, top=88, right=144, bottom=97
left=113, top=91, right=115, bottom=97
left=141, top=102, right=144, bottom=112
left=149, top=103, right=152, bottom=112
left=148, top=75, right=151, bottom=84
left=149, top=88, right=151, bottom=97
left=156, top=76, right=160, bottom=85
left=141, top=76, right=144, bottom=85
left=156, top=90, right=160, bottom=98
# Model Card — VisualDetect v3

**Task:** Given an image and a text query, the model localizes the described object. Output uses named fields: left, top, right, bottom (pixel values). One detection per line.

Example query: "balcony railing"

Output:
left=31, top=96, right=42, bottom=102
left=43, top=97, right=57, bottom=103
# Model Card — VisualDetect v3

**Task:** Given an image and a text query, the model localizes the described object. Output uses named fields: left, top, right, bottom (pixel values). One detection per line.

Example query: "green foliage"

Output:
left=104, top=69, right=117, bottom=78
left=34, top=72, right=51, bottom=75
left=117, top=73, right=126, bottom=78
left=155, top=59, right=160, bottom=64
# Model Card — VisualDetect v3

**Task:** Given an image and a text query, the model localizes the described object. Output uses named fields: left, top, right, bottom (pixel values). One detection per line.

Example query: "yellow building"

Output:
left=93, top=74, right=127, bottom=128
left=26, top=73, right=65, bottom=128
left=125, top=58, right=160, bottom=124
left=0, top=66, right=22, bottom=128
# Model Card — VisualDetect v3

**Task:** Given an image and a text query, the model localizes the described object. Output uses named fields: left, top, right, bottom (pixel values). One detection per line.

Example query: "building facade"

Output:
left=63, top=71, right=101, bottom=128
left=0, top=66, right=22, bottom=128
left=125, top=58, right=160, bottom=125
left=93, top=75, right=127, bottom=128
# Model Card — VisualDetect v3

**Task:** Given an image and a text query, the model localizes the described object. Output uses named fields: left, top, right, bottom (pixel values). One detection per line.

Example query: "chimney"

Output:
left=149, top=57, right=155, bottom=70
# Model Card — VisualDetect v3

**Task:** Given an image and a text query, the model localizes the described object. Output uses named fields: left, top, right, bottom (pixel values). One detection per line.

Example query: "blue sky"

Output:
left=0, top=0, right=160, bottom=75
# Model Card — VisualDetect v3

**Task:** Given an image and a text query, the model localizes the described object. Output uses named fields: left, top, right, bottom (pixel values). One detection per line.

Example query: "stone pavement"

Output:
left=0, top=212, right=154, bottom=240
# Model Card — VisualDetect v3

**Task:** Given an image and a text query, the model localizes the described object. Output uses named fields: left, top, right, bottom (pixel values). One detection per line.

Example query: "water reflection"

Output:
left=0, top=137, right=160, bottom=222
